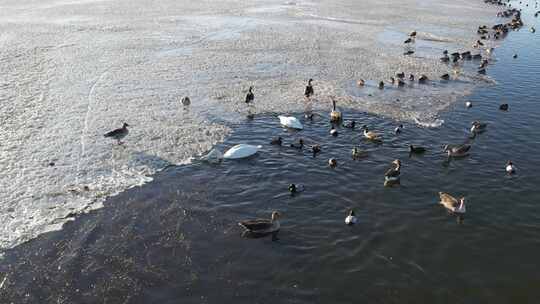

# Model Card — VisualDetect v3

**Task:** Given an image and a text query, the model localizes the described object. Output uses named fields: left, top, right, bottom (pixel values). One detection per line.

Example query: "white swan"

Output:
left=278, top=115, right=303, bottom=130
left=223, top=144, right=262, bottom=159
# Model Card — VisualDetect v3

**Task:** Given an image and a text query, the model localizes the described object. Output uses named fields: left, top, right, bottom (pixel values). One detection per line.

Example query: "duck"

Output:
left=409, top=31, right=417, bottom=37
left=238, top=211, right=281, bottom=240
left=409, top=145, right=426, bottom=154
left=440, top=74, right=450, bottom=80
left=389, top=77, right=396, bottom=84
left=304, top=113, right=314, bottom=120
left=513, top=54, right=518, bottom=59
left=104, top=123, right=130, bottom=145
left=357, top=79, right=365, bottom=87
left=245, top=86, right=254, bottom=104
left=478, top=68, right=486, bottom=75
left=278, top=115, right=303, bottom=130
left=343, top=120, right=356, bottom=129
left=311, top=144, right=321, bottom=156
left=439, top=192, right=466, bottom=214
left=288, top=184, right=305, bottom=194
left=396, top=72, right=405, bottom=79
left=499, top=103, right=509, bottom=111
left=394, top=124, right=403, bottom=134
left=443, top=50, right=448, bottom=55
left=531, top=27, right=536, bottom=33
left=330, top=98, right=342, bottom=122
left=378, top=81, right=385, bottom=89
left=328, top=158, right=338, bottom=168
left=330, top=128, right=339, bottom=136
left=440, top=55, right=450, bottom=63
left=270, top=137, right=283, bottom=146
left=506, top=161, right=516, bottom=174
left=443, top=144, right=471, bottom=158
left=304, top=79, right=314, bottom=98
left=384, top=159, right=401, bottom=184
left=479, top=59, right=489, bottom=69
left=404, top=37, right=413, bottom=44
left=418, top=75, right=428, bottom=84
left=290, top=139, right=304, bottom=149
left=403, top=50, right=415, bottom=56
left=345, top=209, right=358, bottom=225
left=465, top=101, right=472, bottom=108
left=409, top=74, right=415, bottom=81
left=223, top=144, right=262, bottom=159
left=470, top=121, right=487, bottom=133
left=351, top=147, right=368, bottom=159
left=361, top=125, right=381, bottom=141
left=181, top=96, right=191, bottom=106
left=486, top=47, right=494, bottom=55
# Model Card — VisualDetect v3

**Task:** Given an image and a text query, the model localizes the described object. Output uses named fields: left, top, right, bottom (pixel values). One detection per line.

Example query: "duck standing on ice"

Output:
left=104, top=123, right=130, bottom=145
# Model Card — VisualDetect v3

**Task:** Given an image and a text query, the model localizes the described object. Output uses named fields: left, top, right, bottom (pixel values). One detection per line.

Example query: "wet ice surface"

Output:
left=0, top=0, right=498, bottom=249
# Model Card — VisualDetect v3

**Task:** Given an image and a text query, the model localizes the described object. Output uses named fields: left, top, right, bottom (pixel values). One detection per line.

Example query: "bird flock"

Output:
left=102, top=0, right=536, bottom=240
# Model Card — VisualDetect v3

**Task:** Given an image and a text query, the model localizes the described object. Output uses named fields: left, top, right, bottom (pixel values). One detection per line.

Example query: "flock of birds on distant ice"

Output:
left=103, top=0, right=536, bottom=239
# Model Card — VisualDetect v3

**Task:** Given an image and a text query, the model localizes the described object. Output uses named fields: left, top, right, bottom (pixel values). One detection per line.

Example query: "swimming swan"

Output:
left=223, top=144, right=262, bottom=159
left=278, top=115, right=303, bottom=130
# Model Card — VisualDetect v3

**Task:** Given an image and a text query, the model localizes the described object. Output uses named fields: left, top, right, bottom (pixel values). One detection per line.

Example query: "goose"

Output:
left=394, top=124, right=403, bottom=134
left=304, top=79, right=314, bottom=98
left=328, top=158, right=338, bottom=168
left=270, top=137, right=283, bottom=146
left=181, top=96, right=191, bottom=106
left=378, top=81, right=385, bottom=89
left=362, top=125, right=381, bottom=141
left=343, top=120, right=356, bottom=129
left=439, top=192, right=466, bottom=214
left=409, top=145, right=426, bottom=154
left=506, top=161, right=516, bottom=174
left=357, top=79, right=365, bottom=87
left=384, top=159, right=401, bottom=184
left=290, top=139, right=304, bottom=150
left=330, top=128, right=338, bottom=136
left=499, top=104, right=509, bottom=111
left=278, top=115, right=303, bottom=130
left=104, top=123, right=130, bottom=145
left=345, top=209, right=358, bottom=225
left=238, top=211, right=281, bottom=240
left=418, top=75, right=428, bottom=84
left=223, top=144, right=262, bottom=159
left=440, top=74, right=450, bottom=80
left=330, top=98, right=342, bottom=122
left=470, top=121, right=487, bottom=133
left=200, top=148, right=223, bottom=163
left=443, top=144, right=471, bottom=158
left=465, top=101, right=472, bottom=108
left=351, top=147, right=368, bottom=159
left=311, top=144, right=321, bottom=155
left=245, top=86, right=254, bottom=104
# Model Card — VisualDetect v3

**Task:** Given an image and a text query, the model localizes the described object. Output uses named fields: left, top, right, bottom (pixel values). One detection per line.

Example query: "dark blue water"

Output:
left=2, top=3, right=540, bottom=304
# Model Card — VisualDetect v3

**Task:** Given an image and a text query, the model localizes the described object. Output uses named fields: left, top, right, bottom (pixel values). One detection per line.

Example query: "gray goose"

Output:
left=104, top=123, right=130, bottom=145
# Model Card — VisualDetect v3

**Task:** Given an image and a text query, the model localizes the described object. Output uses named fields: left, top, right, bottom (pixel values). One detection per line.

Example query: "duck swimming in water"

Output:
left=378, top=81, right=385, bottom=89
left=351, top=147, right=368, bottom=159
left=499, top=103, right=509, bottom=111
left=409, top=145, right=426, bottom=154
left=440, top=74, right=450, bottom=80
left=270, top=137, right=283, bottom=146
left=290, top=139, right=304, bottom=149
left=470, top=121, right=487, bottom=133
left=104, top=123, right=130, bottom=145
left=443, top=144, right=471, bottom=158
left=403, top=50, right=415, bottom=56
left=465, top=101, right=472, bottom=108
left=330, top=128, right=338, bottom=136
left=361, top=125, right=381, bottom=141
left=396, top=72, right=405, bottom=79
left=288, top=184, right=305, bottom=195
left=311, top=144, right=321, bottom=156
left=409, top=74, right=415, bottom=81
left=506, top=161, right=516, bottom=174
left=439, top=192, right=466, bottom=214
left=245, top=86, right=254, bottom=104
left=394, top=124, right=403, bottom=134
left=238, top=211, right=281, bottom=241
left=384, top=159, right=401, bottom=185
left=304, top=79, right=314, bottom=98
left=345, top=209, right=358, bottom=225
left=328, top=158, right=338, bottom=168
left=418, top=75, right=428, bottom=84
left=343, top=120, right=356, bottom=129
left=357, top=79, right=365, bottom=87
